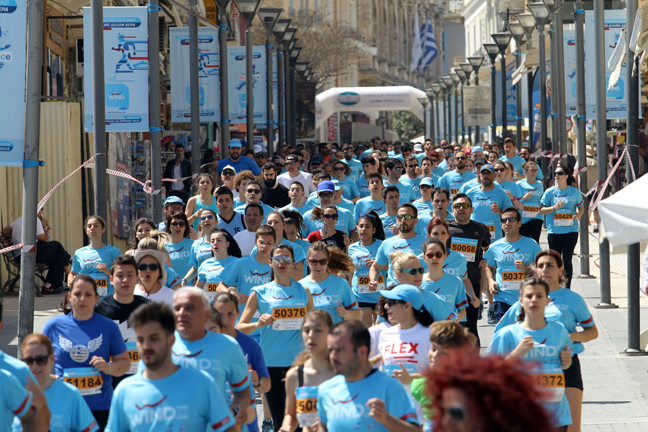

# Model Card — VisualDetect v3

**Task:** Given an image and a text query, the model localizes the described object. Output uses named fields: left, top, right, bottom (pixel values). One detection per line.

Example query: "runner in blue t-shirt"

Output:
left=493, top=160, right=527, bottom=204
left=411, top=177, right=436, bottom=214
left=341, top=145, right=363, bottom=181
left=196, top=229, right=242, bottom=303
left=70, top=216, right=121, bottom=298
left=106, top=301, right=236, bottom=432
left=354, top=172, right=387, bottom=221
left=164, top=212, right=194, bottom=280
left=517, top=160, right=545, bottom=244
left=437, top=151, right=477, bottom=199
left=384, top=158, right=416, bottom=204
left=278, top=181, right=314, bottom=216
left=332, top=160, right=361, bottom=202
left=181, top=209, right=219, bottom=285
left=465, top=164, right=514, bottom=242
left=216, top=139, right=262, bottom=177
left=379, top=185, right=402, bottom=239
left=399, top=155, right=424, bottom=199
left=185, top=173, right=219, bottom=232
left=0, top=371, right=34, bottom=432
left=303, top=181, right=357, bottom=237
left=483, top=207, right=542, bottom=321
left=499, top=139, right=526, bottom=179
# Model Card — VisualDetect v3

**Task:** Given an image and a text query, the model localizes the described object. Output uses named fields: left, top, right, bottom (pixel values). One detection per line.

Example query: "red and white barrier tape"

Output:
left=0, top=243, right=24, bottom=255
left=589, top=147, right=631, bottom=210
left=37, top=153, right=102, bottom=212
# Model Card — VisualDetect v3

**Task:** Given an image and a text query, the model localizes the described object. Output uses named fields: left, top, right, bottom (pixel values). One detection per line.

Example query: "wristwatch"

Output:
left=255, top=377, right=264, bottom=389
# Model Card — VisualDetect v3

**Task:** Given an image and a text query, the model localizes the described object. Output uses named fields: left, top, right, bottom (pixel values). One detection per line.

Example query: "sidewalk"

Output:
left=1, top=226, right=648, bottom=430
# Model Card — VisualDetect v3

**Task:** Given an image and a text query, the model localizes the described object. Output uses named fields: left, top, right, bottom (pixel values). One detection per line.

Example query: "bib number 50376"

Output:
left=272, top=306, right=307, bottom=331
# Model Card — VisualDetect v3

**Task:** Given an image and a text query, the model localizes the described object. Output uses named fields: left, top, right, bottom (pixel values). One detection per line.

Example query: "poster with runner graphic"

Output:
left=83, top=7, right=149, bottom=132
left=227, top=46, right=268, bottom=124
left=0, top=0, right=27, bottom=167
left=169, top=27, right=220, bottom=123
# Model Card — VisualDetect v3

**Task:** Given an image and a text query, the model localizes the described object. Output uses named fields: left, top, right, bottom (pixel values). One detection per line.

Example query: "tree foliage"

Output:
left=389, top=111, right=424, bottom=142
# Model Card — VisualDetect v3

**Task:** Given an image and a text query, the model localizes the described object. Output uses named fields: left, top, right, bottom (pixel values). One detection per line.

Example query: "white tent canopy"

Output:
left=599, top=173, right=648, bottom=247
left=315, top=86, right=427, bottom=130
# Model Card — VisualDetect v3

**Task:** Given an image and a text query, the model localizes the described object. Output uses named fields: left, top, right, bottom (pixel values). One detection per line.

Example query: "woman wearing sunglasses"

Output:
left=331, top=160, right=361, bottom=203
left=133, top=249, right=175, bottom=306
left=493, top=161, right=527, bottom=210
left=299, top=241, right=359, bottom=324
left=517, top=161, right=545, bottom=244
left=237, top=244, right=314, bottom=432
left=489, top=277, right=573, bottom=431
left=43, top=275, right=129, bottom=430
left=306, top=205, right=350, bottom=252
left=196, top=229, right=242, bottom=303
left=540, top=163, right=584, bottom=289
left=185, top=173, right=219, bottom=232
left=421, top=238, right=467, bottom=323
left=19, top=333, right=98, bottom=432
left=180, top=208, right=219, bottom=286
left=164, top=212, right=194, bottom=282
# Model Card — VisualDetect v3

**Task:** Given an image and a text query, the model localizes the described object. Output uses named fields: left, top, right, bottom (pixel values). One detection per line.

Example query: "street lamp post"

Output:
left=442, top=77, right=454, bottom=142
left=507, top=21, right=526, bottom=147
left=282, top=27, right=297, bottom=146
left=215, top=0, right=231, bottom=158
left=258, top=7, right=282, bottom=157
left=492, top=32, right=512, bottom=139
left=483, top=43, right=500, bottom=144
left=459, top=62, right=473, bottom=144
left=431, top=83, right=442, bottom=143
left=272, top=18, right=290, bottom=151
left=426, top=89, right=436, bottom=144
left=516, top=13, right=536, bottom=143
left=456, top=67, right=469, bottom=144
left=543, top=0, right=567, bottom=155
left=418, top=96, right=430, bottom=141
left=528, top=2, right=551, bottom=176
left=289, top=46, right=302, bottom=146
left=450, top=71, right=461, bottom=143
left=233, top=0, right=263, bottom=151
left=467, top=55, right=484, bottom=143
left=439, top=81, right=448, bottom=141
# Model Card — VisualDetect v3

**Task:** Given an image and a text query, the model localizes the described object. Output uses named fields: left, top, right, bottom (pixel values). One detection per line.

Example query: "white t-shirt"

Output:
left=277, top=171, right=315, bottom=195
left=9, top=217, right=44, bottom=256
left=369, top=321, right=392, bottom=360
left=233, top=230, right=257, bottom=256
left=134, top=284, right=175, bottom=306
left=172, top=164, right=183, bottom=191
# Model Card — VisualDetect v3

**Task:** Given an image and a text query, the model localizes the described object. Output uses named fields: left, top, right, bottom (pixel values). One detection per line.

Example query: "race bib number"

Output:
left=272, top=306, right=307, bottom=331
left=501, top=271, right=524, bottom=291
left=554, top=211, right=574, bottom=227
left=450, top=238, right=478, bottom=262
left=486, top=223, right=496, bottom=239
left=295, top=386, right=319, bottom=427
left=95, top=278, right=108, bottom=297
left=63, top=367, right=103, bottom=396
left=533, top=372, right=565, bottom=403
left=450, top=188, right=459, bottom=197
left=358, top=275, right=384, bottom=294
left=523, top=206, right=540, bottom=218
left=126, top=341, right=139, bottom=375
left=382, top=363, right=417, bottom=376
left=205, top=284, right=219, bottom=302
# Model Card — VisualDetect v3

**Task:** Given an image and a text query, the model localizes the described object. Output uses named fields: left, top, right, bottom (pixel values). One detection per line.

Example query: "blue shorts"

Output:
left=493, top=301, right=512, bottom=323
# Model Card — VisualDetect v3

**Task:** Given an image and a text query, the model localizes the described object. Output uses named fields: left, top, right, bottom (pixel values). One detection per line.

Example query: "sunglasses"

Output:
left=23, top=355, right=49, bottom=366
left=453, top=203, right=471, bottom=209
left=455, top=156, right=467, bottom=161
left=494, top=168, right=506, bottom=173
left=399, top=267, right=425, bottom=275
left=247, top=189, right=261, bottom=194
left=444, top=404, right=467, bottom=422
left=272, top=255, right=294, bottom=264
left=334, top=167, right=346, bottom=171
left=222, top=171, right=234, bottom=176
left=501, top=216, right=518, bottom=224
left=385, top=299, right=406, bottom=306
left=201, top=215, right=214, bottom=221
left=138, top=263, right=160, bottom=272
left=393, top=166, right=403, bottom=170
left=407, top=164, right=418, bottom=169
left=420, top=185, right=432, bottom=189
left=525, top=169, right=538, bottom=173
left=318, top=192, right=334, bottom=198
left=323, top=214, right=338, bottom=220
left=555, top=171, right=566, bottom=176
left=286, top=160, right=298, bottom=165
left=425, top=251, right=444, bottom=259
left=170, top=221, right=186, bottom=227
left=308, top=258, right=329, bottom=266
left=396, top=214, right=415, bottom=220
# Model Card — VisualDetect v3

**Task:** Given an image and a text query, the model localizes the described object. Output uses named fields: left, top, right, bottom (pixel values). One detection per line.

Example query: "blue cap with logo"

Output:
left=229, top=139, right=242, bottom=148
left=379, top=284, right=425, bottom=311
left=164, top=196, right=185, bottom=207
left=317, top=180, right=335, bottom=193
left=480, top=164, right=495, bottom=173
left=420, top=177, right=435, bottom=187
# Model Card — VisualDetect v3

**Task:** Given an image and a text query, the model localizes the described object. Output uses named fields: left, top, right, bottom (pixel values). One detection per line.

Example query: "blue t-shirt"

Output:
left=348, top=240, right=386, bottom=304
left=317, top=370, right=418, bottom=432
left=498, top=180, right=524, bottom=201
left=540, top=186, right=583, bottom=234
left=198, top=256, right=240, bottom=302
left=190, top=196, right=219, bottom=231
left=483, top=236, right=542, bottom=305
left=412, top=199, right=434, bottom=214
left=299, top=274, right=358, bottom=324
left=379, top=214, right=398, bottom=239
left=1, top=371, right=32, bottom=432
left=165, top=238, right=194, bottom=280
left=336, top=178, right=361, bottom=200
left=165, top=265, right=181, bottom=288
left=337, top=198, right=355, bottom=215
left=221, top=257, right=272, bottom=297
left=489, top=321, right=572, bottom=427
left=432, top=166, right=447, bottom=177
left=466, top=185, right=514, bottom=241
left=442, top=249, right=468, bottom=279
left=71, top=245, right=121, bottom=298
left=416, top=212, right=454, bottom=237
left=106, top=367, right=235, bottom=432
left=217, top=156, right=261, bottom=175
left=252, top=281, right=309, bottom=367
left=420, top=274, right=468, bottom=319
left=303, top=208, right=356, bottom=236
left=189, top=237, right=212, bottom=269
left=399, top=175, right=423, bottom=199
left=172, top=330, right=249, bottom=401
left=235, top=330, right=269, bottom=379
left=494, top=300, right=563, bottom=334
left=384, top=180, right=416, bottom=204
left=375, top=235, right=428, bottom=285
left=43, top=312, right=127, bottom=411
left=545, top=287, right=595, bottom=355
left=278, top=202, right=314, bottom=216
left=458, top=178, right=480, bottom=194
left=437, top=170, right=477, bottom=198
left=421, top=290, right=457, bottom=321
left=0, top=350, right=36, bottom=385
left=355, top=175, right=370, bottom=198
left=341, top=158, right=362, bottom=181
left=517, top=179, right=545, bottom=223
left=499, top=154, right=527, bottom=179
left=354, top=197, right=386, bottom=221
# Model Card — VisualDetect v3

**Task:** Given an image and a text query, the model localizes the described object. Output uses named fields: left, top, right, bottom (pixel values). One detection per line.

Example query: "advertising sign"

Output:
left=83, top=7, right=149, bottom=132
left=563, top=30, right=578, bottom=116
left=227, top=46, right=267, bottom=124
left=0, top=0, right=27, bottom=167
left=463, top=86, right=491, bottom=126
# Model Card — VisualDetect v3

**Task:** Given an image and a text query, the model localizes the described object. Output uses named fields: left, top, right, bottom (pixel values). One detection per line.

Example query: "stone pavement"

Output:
left=1, top=226, right=648, bottom=430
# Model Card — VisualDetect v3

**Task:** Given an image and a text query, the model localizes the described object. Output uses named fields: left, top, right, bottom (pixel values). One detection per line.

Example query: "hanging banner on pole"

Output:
left=564, top=30, right=578, bottom=116
left=169, top=27, right=220, bottom=123
left=495, top=59, right=517, bottom=125
left=463, top=86, right=491, bottom=127
left=0, top=0, right=27, bottom=167
left=273, top=53, right=278, bottom=125
left=83, top=7, right=149, bottom=132
left=227, top=46, right=267, bottom=124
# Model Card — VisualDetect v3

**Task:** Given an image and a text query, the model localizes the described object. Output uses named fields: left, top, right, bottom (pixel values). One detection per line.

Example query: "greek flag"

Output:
left=419, top=17, right=438, bottom=72
left=410, top=13, right=423, bottom=72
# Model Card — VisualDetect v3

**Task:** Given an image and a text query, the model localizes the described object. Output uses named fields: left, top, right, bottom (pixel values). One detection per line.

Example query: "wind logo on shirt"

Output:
left=207, top=266, right=224, bottom=273
left=312, top=291, right=339, bottom=308
left=169, top=247, right=191, bottom=259
left=173, top=350, right=224, bottom=376
left=499, top=248, right=531, bottom=263
left=80, top=257, right=101, bottom=271
left=130, top=396, right=189, bottom=426
left=328, top=394, right=371, bottom=420
left=392, top=244, right=411, bottom=251
left=244, top=270, right=271, bottom=285
left=59, top=334, right=103, bottom=363
left=524, top=344, right=559, bottom=362
left=473, top=197, right=492, bottom=207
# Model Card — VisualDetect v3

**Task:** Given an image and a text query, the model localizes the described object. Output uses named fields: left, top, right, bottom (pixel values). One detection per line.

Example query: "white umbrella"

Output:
left=598, top=173, right=648, bottom=247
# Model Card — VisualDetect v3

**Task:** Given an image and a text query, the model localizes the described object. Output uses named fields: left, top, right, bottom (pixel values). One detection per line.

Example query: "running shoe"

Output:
left=477, top=302, right=483, bottom=320
left=262, top=419, right=273, bottom=432
left=41, top=285, right=63, bottom=295
left=487, top=308, right=496, bottom=325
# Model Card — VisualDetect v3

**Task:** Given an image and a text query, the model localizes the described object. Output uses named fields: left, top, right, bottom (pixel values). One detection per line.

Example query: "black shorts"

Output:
left=358, top=302, right=378, bottom=310
left=564, top=354, right=583, bottom=390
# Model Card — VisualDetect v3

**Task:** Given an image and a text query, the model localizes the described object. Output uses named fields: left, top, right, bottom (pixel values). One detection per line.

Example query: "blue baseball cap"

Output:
left=229, top=139, right=242, bottom=148
left=472, top=146, right=483, bottom=153
left=420, top=177, right=435, bottom=187
left=317, top=180, right=335, bottom=193
left=379, top=284, right=425, bottom=311
left=480, top=164, right=495, bottom=173
left=164, top=196, right=185, bottom=206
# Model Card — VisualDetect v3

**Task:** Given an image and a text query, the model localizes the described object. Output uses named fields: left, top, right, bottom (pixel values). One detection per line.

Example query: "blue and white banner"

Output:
left=169, top=27, right=220, bottom=123
left=495, top=59, right=517, bottom=125
left=83, top=7, right=149, bottom=132
left=273, top=53, right=278, bottom=125
left=563, top=30, right=578, bottom=116
left=0, top=0, right=27, bottom=167
left=227, top=46, right=267, bottom=124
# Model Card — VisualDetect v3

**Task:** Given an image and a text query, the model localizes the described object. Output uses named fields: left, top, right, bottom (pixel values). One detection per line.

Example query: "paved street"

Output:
left=1, top=226, right=647, bottom=430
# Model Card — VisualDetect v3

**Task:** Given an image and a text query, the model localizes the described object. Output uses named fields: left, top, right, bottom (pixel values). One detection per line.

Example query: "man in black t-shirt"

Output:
left=447, top=193, right=490, bottom=345
left=260, top=162, right=290, bottom=208
left=95, top=255, right=149, bottom=388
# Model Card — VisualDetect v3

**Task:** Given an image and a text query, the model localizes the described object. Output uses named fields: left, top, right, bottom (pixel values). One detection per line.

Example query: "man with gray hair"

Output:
left=171, top=287, right=251, bottom=426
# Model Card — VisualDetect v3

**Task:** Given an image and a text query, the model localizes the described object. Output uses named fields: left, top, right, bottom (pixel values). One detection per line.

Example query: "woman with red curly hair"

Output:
left=426, top=350, right=552, bottom=432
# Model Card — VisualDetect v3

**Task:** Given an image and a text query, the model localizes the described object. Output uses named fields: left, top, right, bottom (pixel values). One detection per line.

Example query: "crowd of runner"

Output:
left=1, top=136, right=599, bottom=432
